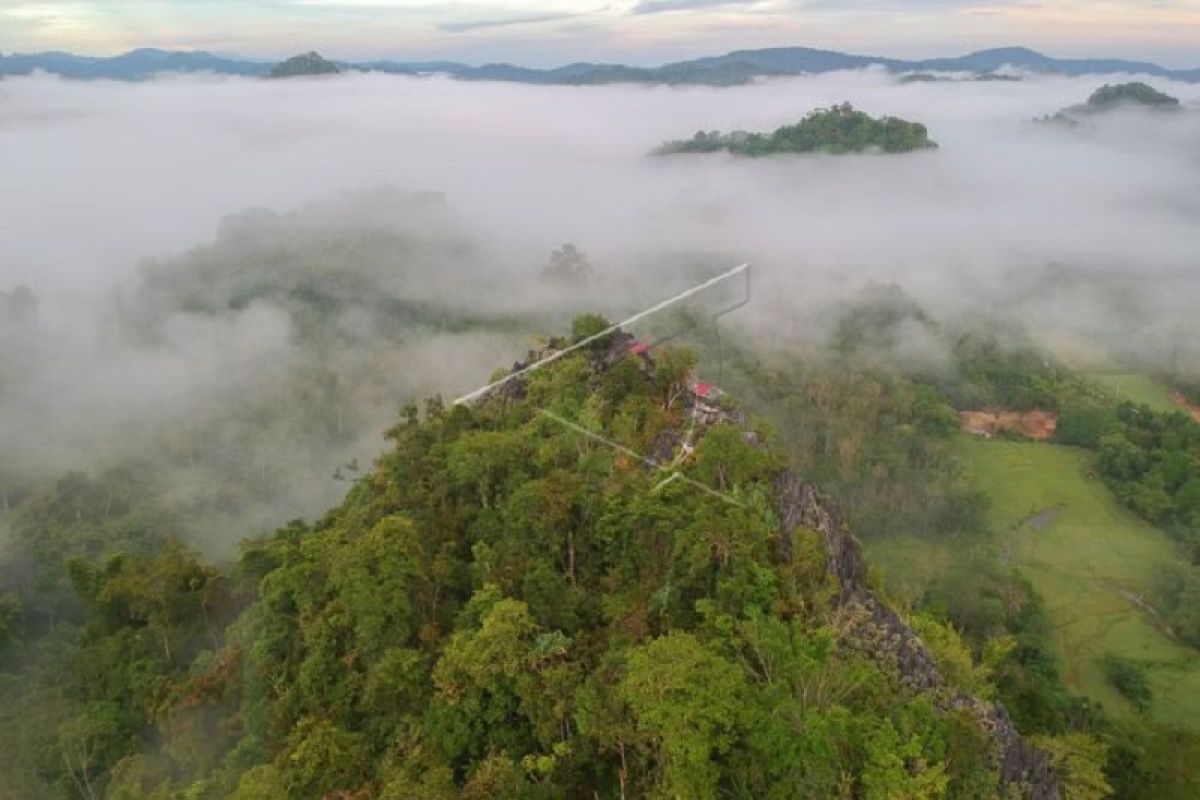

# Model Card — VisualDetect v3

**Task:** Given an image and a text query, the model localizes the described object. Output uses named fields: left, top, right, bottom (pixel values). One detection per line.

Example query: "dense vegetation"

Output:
left=1085, top=83, right=1181, bottom=110
left=1055, top=399, right=1200, bottom=647
left=1, top=193, right=543, bottom=550
left=900, top=312, right=1200, bottom=657
left=657, top=104, right=937, bottom=157
left=268, top=51, right=340, bottom=79
left=1, top=319, right=1059, bottom=799
left=5, top=242, right=1200, bottom=796
left=743, top=287, right=1200, bottom=796
left=1040, top=82, right=1182, bottom=127
left=0, top=198, right=536, bottom=795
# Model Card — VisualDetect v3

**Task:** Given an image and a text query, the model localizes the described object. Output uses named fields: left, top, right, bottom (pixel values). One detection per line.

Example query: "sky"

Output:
left=2, top=0, right=1200, bottom=67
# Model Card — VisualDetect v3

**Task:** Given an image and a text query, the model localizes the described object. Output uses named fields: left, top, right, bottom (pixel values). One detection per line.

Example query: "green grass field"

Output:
left=1085, top=371, right=1180, bottom=414
left=867, top=436, right=1200, bottom=727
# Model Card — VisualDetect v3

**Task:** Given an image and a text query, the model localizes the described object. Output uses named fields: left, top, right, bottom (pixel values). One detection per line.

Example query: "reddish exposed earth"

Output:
left=1171, top=392, right=1200, bottom=424
left=959, top=410, right=1058, bottom=440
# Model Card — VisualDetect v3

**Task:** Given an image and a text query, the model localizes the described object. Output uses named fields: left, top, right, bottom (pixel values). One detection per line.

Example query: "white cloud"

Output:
left=3, top=67, right=1199, bottom=313
left=632, top=0, right=766, bottom=15
left=3, top=67, right=1200, bottom=544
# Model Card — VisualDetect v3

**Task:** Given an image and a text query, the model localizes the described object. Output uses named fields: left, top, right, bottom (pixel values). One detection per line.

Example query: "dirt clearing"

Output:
left=959, top=410, right=1058, bottom=440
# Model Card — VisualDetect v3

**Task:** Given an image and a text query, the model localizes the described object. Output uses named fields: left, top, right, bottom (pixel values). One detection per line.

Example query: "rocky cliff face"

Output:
left=775, top=473, right=1061, bottom=800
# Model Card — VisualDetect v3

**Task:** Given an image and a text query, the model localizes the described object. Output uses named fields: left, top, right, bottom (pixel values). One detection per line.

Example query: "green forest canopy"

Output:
left=0, top=320, right=1071, bottom=799
left=1041, top=82, right=1182, bottom=126
left=268, top=51, right=340, bottom=79
left=1085, top=83, right=1181, bottom=110
left=656, top=103, right=938, bottom=157
left=5, top=255, right=1200, bottom=798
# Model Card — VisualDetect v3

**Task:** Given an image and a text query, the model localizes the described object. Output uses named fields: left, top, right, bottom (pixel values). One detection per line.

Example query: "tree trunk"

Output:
left=566, top=528, right=576, bottom=584
left=618, top=742, right=628, bottom=800
left=63, top=737, right=99, bottom=800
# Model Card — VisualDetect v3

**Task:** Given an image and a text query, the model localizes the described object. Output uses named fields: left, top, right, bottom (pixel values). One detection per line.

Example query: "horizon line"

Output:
left=2, top=43, right=1196, bottom=74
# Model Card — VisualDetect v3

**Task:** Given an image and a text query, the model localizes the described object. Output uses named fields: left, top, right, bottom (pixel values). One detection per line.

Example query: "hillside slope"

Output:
left=68, top=322, right=1060, bottom=798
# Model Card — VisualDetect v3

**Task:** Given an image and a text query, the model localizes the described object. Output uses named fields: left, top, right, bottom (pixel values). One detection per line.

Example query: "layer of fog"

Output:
left=3, top=66, right=1199, bottom=550
left=4, top=68, right=1198, bottom=294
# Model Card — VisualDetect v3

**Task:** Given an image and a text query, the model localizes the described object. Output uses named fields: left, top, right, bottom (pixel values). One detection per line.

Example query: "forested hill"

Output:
left=23, top=316, right=1061, bottom=798
left=1040, top=81, right=1183, bottom=126
left=268, top=51, right=340, bottom=79
left=656, top=104, right=937, bottom=156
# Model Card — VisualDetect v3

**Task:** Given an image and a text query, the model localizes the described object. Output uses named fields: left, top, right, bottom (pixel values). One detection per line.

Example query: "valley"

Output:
left=869, top=435, right=1200, bottom=728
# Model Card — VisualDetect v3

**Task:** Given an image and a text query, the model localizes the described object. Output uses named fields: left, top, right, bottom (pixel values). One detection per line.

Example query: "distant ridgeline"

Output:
left=656, top=104, right=937, bottom=156
left=1040, top=82, right=1182, bottom=126
left=4, top=45, right=1199, bottom=85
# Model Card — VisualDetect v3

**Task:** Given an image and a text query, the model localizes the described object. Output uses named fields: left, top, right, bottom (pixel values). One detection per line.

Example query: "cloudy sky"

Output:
left=2, top=1, right=1200, bottom=67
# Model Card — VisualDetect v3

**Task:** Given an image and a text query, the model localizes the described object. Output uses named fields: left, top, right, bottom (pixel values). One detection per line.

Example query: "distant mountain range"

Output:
left=2, top=45, right=1198, bottom=85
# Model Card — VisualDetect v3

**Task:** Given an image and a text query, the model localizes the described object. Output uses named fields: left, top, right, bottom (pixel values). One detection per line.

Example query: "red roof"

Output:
left=629, top=341, right=649, bottom=355
left=692, top=382, right=713, bottom=398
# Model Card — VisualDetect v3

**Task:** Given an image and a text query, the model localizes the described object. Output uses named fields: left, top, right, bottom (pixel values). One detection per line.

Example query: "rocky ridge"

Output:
left=774, top=475, right=1060, bottom=799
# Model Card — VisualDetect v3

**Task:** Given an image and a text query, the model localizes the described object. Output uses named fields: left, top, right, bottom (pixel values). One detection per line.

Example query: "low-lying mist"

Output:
left=2, top=66, right=1199, bottom=552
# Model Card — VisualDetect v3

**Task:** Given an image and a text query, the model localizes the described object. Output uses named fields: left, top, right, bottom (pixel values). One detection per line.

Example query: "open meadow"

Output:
left=1085, top=371, right=1180, bottom=414
left=869, top=435, right=1200, bottom=727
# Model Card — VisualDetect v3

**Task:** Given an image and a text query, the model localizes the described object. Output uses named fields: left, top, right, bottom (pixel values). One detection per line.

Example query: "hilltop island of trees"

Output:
left=268, top=50, right=340, bottom=79
left=656, top=103, right=938, bottom=157
left=1083, top=82, right=1181, bottom=110
left=1041, top=82, right=1182, bottom=126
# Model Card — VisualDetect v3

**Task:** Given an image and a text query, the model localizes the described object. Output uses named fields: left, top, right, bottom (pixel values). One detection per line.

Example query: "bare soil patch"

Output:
left=1170, top=392, right=1200, bottom=424
left=959, top=410, right=1057, bottom=440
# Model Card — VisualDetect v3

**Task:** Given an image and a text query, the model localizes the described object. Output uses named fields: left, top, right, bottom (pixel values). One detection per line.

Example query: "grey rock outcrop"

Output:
left=775, top=472, right=1061, bottom=799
